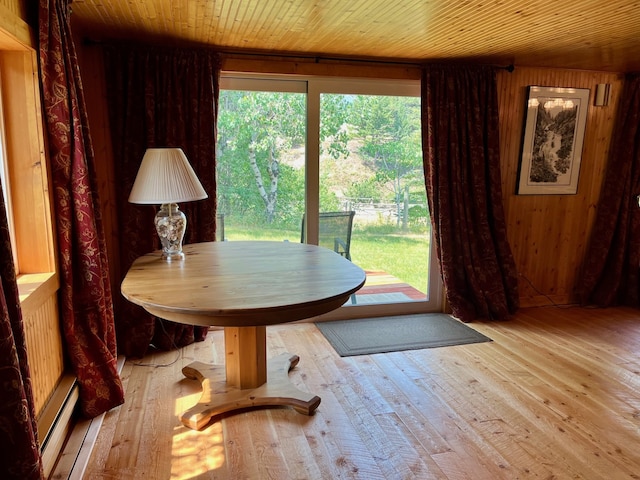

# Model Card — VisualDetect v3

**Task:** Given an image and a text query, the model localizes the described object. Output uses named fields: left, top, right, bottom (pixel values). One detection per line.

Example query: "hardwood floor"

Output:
left=80, top=306, right=640, bottom=479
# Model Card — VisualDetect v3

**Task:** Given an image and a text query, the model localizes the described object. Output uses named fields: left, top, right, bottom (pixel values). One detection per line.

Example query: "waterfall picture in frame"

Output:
left=517, top=86, right=590, bottom=195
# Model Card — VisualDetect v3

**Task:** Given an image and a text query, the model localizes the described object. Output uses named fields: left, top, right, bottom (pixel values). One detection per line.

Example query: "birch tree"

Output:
left=217, top=90, right=305, bottom=223
left=217, top=90, right=348, bottom=224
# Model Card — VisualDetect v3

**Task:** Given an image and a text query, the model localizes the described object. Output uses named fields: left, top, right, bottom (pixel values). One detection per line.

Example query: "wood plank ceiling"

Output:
left=70, top=0, right=640, bottom=72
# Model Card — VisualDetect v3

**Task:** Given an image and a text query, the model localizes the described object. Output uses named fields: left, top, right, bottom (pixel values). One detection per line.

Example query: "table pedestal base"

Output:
left=180, top=352, right=321, bottom=430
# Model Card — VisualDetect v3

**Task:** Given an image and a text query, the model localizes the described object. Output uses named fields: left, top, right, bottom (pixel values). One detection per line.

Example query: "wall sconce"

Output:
left=129, top=148, right=207, bottom=261
left=594, top=84, right=610, bottom=107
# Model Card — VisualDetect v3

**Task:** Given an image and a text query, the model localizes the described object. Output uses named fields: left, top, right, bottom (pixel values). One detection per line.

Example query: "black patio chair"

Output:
left=216, top=213, right=225, bottom=241
left=301, top=211, right=357, bottom=303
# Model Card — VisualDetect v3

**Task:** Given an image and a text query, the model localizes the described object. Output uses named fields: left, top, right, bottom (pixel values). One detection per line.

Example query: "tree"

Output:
left=217, top=91, right=306, bottom=224
left=320, top=94, right=351, bottom=159
left=217, top=90, right=349, bottom=225
left=217, top=91, right=424, bottom=230
left=348, top=95, right=423, bottom=229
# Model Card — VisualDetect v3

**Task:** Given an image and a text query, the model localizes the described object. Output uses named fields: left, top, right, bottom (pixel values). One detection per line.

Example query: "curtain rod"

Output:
left=83, top=38, right=514, bottom=72
left=222, top=48, right=515, bottom=71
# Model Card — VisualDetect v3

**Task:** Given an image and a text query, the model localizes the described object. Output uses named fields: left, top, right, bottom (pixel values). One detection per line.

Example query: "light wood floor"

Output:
left=79, top=306, right=640, bottom=479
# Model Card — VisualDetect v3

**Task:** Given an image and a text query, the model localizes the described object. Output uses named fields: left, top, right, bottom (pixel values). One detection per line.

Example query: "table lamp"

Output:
left=129, top=148, right=208, bottom=261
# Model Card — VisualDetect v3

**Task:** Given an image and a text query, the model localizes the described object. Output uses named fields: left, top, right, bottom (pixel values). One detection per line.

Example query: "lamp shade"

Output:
left=128, top=148, right=208, bottom=204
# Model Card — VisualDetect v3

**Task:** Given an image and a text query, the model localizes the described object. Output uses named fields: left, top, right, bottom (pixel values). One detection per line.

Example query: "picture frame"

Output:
left=516, top=86, right=590, bottom=195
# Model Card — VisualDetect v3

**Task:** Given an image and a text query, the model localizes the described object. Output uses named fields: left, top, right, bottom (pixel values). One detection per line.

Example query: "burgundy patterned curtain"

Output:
left=38, top=0, right=124, bottom=416
left=0, top=190, right=43, bottom=479
left=578, top=73, right=640, bottom=306
left=421, top=64, right=519, bottom=321
left=102, top=44, right=221, bottom=357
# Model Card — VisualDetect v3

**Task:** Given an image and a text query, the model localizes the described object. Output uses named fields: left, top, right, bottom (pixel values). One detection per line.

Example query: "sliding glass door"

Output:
left=216, top=78, right=307, bottom=241
left=217, top=75, right=442, bottom=317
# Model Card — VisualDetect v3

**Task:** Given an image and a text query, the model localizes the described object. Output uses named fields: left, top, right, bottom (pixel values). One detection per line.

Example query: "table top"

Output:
left=121, top=241, right=366, bottom=327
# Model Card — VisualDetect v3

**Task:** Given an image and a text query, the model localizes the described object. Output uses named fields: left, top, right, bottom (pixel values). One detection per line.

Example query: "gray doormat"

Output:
left=316, top=313, right=492, bottom=356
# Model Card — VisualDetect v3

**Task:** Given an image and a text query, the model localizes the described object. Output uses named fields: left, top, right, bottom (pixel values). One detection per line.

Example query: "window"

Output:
left=218, top=74, right=442, bottom=318
left=0, top=75, right=17, bottom=266
left=0, top=27, right=68, bottom=477
left=0, top=51, right=56, bottom=282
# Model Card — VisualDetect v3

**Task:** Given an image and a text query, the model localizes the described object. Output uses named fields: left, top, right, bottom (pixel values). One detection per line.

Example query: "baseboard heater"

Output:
left=37, top=374, right=79, bottom=478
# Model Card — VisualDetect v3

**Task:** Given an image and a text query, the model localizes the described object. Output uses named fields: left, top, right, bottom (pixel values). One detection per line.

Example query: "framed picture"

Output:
left=516, top=86, right=590, bottom=195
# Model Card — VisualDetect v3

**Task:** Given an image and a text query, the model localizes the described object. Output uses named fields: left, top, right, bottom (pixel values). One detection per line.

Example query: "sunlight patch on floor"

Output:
left=174, top=387, right=203, bottom=416
left=171, top=422, right=226, bottom=478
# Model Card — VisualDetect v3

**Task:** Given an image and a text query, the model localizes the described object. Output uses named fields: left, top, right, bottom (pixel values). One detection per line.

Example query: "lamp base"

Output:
left=155, top=203, right=187, bottom=261
left=162, top=251, right=185, bottom=262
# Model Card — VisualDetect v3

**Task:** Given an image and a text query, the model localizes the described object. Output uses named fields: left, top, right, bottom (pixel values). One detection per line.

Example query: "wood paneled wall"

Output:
left=0, top=0, right=25, bottom=16
left=23, top=286, right=64, bottom=413
left=81, top=49, right=624, bottom=309
left=496, top=67, right=624, bottom=307
left=0, top=0, right=31, bottom=48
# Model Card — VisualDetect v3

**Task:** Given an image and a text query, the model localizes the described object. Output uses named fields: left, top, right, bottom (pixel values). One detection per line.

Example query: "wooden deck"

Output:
left=356, top=270, right=426, bottom=301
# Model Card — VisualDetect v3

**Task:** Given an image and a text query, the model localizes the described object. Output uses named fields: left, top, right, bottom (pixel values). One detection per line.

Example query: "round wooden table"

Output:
left=121, top=241, right=365, bottom=429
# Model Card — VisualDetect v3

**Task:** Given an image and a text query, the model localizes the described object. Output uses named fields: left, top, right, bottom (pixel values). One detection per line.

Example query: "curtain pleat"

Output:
left=38, top=0, right=124, bottom=416
left=578, top=73, right=640, bottom=306
left=421, top=64, right=519, bottom=321
left=103, top=44, right=221, bottom=357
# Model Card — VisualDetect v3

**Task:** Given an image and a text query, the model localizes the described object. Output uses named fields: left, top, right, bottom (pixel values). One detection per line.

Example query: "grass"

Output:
left=224, top=223, right=431, bottom=292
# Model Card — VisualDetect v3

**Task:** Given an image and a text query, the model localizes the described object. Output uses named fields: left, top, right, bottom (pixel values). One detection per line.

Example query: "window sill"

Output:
left=17, top=272, right=58, bottom=314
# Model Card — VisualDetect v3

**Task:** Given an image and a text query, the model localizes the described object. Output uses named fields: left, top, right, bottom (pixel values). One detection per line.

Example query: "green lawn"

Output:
left=224, top=224, right=431, bottom=292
